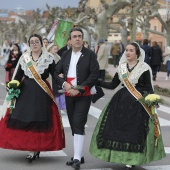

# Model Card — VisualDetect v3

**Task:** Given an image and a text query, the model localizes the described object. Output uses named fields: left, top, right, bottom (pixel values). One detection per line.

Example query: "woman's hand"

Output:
left=58, top=73, right=64, bottom=78
left=154, top=104, right=160, bottom=109
left=63, top=82, right=72, bottom=91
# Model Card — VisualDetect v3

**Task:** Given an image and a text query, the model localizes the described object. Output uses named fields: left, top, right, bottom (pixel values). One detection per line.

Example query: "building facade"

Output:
left=86, top=0, right=170, bottom=50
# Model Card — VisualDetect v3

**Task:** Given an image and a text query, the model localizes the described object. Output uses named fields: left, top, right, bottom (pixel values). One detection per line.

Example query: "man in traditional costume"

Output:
left=55, top=27, right=99, bottom=169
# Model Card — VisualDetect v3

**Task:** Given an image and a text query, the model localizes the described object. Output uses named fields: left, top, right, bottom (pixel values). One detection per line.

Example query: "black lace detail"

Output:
left=127, top=61, right=139, bottom=72
left=96, top=88, right=149, bottom=153
left=6, top=115, right=52, bottom=132
left=6, top=95, right=53, bottom=132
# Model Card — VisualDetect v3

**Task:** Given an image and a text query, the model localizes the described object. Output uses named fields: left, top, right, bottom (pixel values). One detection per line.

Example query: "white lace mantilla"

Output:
left=20, top=52, right=54, bottom=78
left=117, top=61, right=150, bottom=87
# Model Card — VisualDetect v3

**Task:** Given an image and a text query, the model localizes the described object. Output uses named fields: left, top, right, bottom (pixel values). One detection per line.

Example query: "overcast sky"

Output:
left=0, top=0, right=79, bottom=10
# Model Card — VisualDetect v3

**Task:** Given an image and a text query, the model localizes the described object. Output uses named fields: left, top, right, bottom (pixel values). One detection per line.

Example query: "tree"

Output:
left=0, top=21, right=9, bottom=45
left=142, top=0, right=170, bottom=46
left=75, top=0, right=130, bottom=44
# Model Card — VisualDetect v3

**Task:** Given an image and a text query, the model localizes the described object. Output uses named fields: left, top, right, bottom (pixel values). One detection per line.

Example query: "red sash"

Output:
left=65, top=77, right=91, bottom=96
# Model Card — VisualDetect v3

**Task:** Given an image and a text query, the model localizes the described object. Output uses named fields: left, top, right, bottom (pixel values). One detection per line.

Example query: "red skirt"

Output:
left=0, top=103, right=65, bottom=151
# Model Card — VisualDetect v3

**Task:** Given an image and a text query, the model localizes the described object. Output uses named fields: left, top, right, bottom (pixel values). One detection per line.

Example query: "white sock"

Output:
left=73, top=134, right=78, bottom=158
left=74, top=134, right=84, bottom=161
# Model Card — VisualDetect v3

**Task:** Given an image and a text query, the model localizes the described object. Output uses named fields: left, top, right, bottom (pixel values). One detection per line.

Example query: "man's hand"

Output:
left=63, top=82, right=72, bottom=91
left=67, top=89, right=79, bottom=96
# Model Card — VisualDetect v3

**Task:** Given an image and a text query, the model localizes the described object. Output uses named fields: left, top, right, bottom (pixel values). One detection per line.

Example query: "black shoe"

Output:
left=33, top=152, right=40, bottom=160
left=153, top=75, right=156, bottom=81
left=71, top=159, right=81, bottom=169
left=66, top=157, right=84, bottom=166
left=26, top=155, right=34, bottom=163
left=71, top=157, right=84, bottom=163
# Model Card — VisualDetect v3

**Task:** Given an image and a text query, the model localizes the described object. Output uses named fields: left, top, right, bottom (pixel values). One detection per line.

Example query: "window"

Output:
left=161, top=26, right=164, bottom=32
left=154, top=26, right=157, bottom=31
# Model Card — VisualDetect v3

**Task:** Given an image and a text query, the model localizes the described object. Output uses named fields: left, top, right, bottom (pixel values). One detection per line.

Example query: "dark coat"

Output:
left=150, top=45, right=162, bottom=66
left=141, top=44, right=151, bottom=65
left=57, top=45, right=68, bottom=57
left=54, top=46, right=99, bottom=94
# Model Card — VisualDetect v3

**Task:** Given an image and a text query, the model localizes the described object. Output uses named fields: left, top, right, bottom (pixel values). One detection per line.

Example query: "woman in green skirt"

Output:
left=89, top=42, right=166, bottom=169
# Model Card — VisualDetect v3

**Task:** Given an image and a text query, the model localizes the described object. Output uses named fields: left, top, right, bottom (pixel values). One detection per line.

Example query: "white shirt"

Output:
left=67, top=51, right=82, bottom=86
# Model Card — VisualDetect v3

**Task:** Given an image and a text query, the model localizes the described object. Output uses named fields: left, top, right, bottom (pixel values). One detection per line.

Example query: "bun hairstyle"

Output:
left=129, top=42, right=141, bottom=59
left=28, top=34, right=43, bottom=47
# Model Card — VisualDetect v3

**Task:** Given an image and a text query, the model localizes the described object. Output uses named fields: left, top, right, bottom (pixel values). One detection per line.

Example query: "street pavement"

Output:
left=0, top=65, right=170, bottom=170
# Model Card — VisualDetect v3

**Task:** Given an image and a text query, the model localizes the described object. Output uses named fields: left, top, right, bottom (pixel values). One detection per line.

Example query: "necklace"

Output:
left=31, top=58, right=38, bottom=66
left=31, top=51, right=42, bottom=62
left=31, top=57, right=38, bottom=62
left=127, top=61, right=139, bottom=72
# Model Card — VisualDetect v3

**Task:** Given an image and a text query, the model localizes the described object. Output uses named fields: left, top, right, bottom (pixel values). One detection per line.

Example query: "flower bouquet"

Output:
left=6, top=80, right=20, bottom=114
left=138, top=92, right=163, bottom=146
left=138, top=92, right=163, bottom=115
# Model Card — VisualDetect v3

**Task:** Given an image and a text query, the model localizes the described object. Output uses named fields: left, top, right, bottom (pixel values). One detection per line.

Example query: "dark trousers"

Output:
left=65, top=96, right=92, bottom=135
left=151, top=65, right=160, bottom=80
left=98, top=69, right=105, bottom=81
left=112, top=55, right=120, bottom=67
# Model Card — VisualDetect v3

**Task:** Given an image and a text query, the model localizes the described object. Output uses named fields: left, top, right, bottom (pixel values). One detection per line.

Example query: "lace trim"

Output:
left=20, top=52, right=54, bottom=78
left=97, top=135, right=145, bottom=153
left=117, top=62, right=150, bottom=87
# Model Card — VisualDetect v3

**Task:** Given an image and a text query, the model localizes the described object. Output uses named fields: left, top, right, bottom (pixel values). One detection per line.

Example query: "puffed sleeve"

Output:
left=142, top=70, right=154, bottom=94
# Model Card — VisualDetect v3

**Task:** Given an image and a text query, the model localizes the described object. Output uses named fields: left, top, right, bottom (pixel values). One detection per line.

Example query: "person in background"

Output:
left=104, top=39, right=108, bottom=45
left=1, top=40, right=11, bottom=66
left=90, top=42, right=165, bottom=169
left=141, top=39, right=151, bottom=65
left=15, top=39, right=22, bottom=51
left=21, top=42, right=29, bottom=53
left=5, top=43, right=22, bottom=84
left=83, top=41, right=90, bottom=49
left=119, top=40, right=125, bottom=57
left=110, top=40, right=121, bottom=67
left=47, top=43, right=66, bottom=110
left=47, top=43, right=60, bottom=64
left=0, top=34, right=65, bottom=163
left=57, top=38, right=72, bottom=57
left=96, top=38, right=108, bottom=81
left=150, top=41, right=163, bottom=81
left=0, top=45, right=3, bottom=65
left=90, top=43, right=95, bottom=52
left=55, top=27, right=99, bottom=169
left=163, top=46, right=170, bottom=80
left=43, top=38, right=49, bottom=49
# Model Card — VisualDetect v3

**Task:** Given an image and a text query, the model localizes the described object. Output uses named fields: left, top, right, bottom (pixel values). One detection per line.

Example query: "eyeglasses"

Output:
left=30, top=41, right=40, bottom=45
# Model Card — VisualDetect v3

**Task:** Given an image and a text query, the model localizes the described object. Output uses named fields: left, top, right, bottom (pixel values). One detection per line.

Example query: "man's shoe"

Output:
left=66, top=157, right=84, bottom=166
left=71, top=157, right=84, bottom=163
left=71, top=159, right=81, bottom=169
